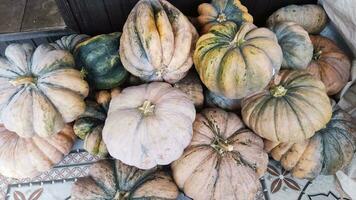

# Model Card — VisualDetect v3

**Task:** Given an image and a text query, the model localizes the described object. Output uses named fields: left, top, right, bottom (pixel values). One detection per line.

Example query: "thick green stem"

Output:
left=9, top=76, right=36, bottom=86
left=270, top=85, right=287, bottom=97
left=138, top=100, right=155, bottom=116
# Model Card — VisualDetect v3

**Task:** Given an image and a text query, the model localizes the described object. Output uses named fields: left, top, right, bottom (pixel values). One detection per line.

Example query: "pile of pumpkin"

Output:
left=0, top=0, right=355, bottom=199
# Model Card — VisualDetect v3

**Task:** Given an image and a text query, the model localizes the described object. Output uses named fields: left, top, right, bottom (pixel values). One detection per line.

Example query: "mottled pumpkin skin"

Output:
left=307, top=35, right=351, bottom=95
left=242, top=70, right=332, bottom=142
left=339, top=82, right=356, bottom=118
left=172, top=108, right=268, bottom=200
left=269, top=21, right=313, bottom=69
left=267, top=4, right=328, bottom=34
left=74, top=101, right=108, bottom=158
left=74, top=32, right=128, bottom=90
left=206, top=90, right=241, bottom=111
left=103, top=82, right=196, bottom=169
left=194, top=22, right=283, bottom=99
left=120, top=0, right=198, bottom=83
left=50, top=34, right=89, bottom=53
left=0, top=124, right=76, bottom=178
left=0, top=43, right=89, bottom=138
left=173, top=71, right=204, bottom=109
left=197, top=0, right=253, bottom=34
left=71, top=159, right=179, bottom=200
left=265, top=108, right=356, bottom=179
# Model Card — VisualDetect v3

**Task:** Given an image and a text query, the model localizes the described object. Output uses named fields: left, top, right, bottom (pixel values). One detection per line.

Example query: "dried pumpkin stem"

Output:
left=211, top=137, right=234, bottom=155
left=138, top=100, right=155, bottom=116
left=113, top=191, right=129, bottom=200
left=9, top=76, right=36, bottom=86
left=313, top=50, right=322, bottom=60
left=216, top=13, right=227, bottom=22
left=270, top=85, right=287, bottom=97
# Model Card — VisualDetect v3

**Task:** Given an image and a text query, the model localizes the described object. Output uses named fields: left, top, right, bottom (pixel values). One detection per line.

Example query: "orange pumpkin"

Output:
left=307, top=35, right=351, bottom=95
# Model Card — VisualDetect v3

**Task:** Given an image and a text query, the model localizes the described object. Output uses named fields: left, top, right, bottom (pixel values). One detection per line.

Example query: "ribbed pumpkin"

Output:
left=120, top=0, right=198, bottom=83
left=269, top=21, right=313, bottom=69
left=172, top=108, right=268, bottom=200
left=242, top=70, right=332, bottom=142
left=50, top=34, right=89, bottom=53
left=339, top=82, right=356, bottom=118
left=71, top=159, right=179, bottom=200
left=0, top=124, right=76, bottom=178
left=307, top=35, right=351, bottom=95
left=74, top=32, right=128, bottom=90
left=0, top=43, right=89, bottom=138
left=74, top=102, right=107, bottom=157
left=197, top=0, right=253, bottom=34
left=194, top=22, right=283, bottom=99
left=103, top=82, right=196, bottom=169
left=265, top=107, right=356, bottom=179
left=173, top=71, right=204, bottom=109
left=267, top=4, right=328, bottom=34
left=74, top=89, right=120, bottom=157
left=206, top=90, right=241, bottom=111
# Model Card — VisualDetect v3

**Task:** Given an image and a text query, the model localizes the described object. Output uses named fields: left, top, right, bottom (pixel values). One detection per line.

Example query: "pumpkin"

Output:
left=103, top=82, right=196, bottom=169
left=267, top=4, right=328, bottom=34
left=0, top=124, right=76, bottom=178
left=197, top=0, right=253, bottom=34
left=269, top=21, right=313, bottom=69
left=71, top=159, right=179, bottom=200
left=265, top=107, right=356, bottom=179
left=173, top=71, right=204, bottom=109
left=339, top=82, right=356, bottom=118
left=120, top=0, right=198, bottom=83
left=50, top=34, right=89, bottom=53
left=206, top=90, right=241, bottom=111
left=74, top=89, right=121, bottom=157
left=171, top=108, right=268, bottom=200
left=0, top=43, right=89, bottom=137
left=307, top=35, right=351, bottom=95
left=194, top=22, right=283, bottom=99
left=74, top=32, right=128, bottom=90
left=241, top=70, right=332, bottom=142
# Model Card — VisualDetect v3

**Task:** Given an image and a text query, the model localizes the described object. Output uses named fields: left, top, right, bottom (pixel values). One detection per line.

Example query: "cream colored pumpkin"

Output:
left=120, top=0, right=198, bottom=83
left=0, top=43, right=89, bottom=137
left=267, top=4, right=328, bottom=34
left=103, top=82, right=196, bottom=169
left=172, top=108, right=268, bottom=200
left=0, top=124, right=76, bottom=178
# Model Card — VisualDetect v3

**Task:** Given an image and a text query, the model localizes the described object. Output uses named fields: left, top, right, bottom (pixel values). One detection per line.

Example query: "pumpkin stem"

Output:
left=138, top=100, right=155, bottom=116
left=313, top=50, right=322, bottom=60
left=113, top=191, right=129, bottom=200
left=270, top=85, right=287, bottom=97
left=9, top=76, right=36, bottom=86
left=96, top=90, right=112, bottom=110
left=211, top=137, right=233, bottom=155
left=216, top=13, right=227, bottom=23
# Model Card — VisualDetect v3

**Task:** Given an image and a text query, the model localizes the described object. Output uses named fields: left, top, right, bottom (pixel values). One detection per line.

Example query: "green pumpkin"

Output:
left=74, top=97, right=109, bottom=157
left=265, top=107, right=356, bottom=179
left=74, top=32, right=128, bottom=89
left=197, top=0, right=253, bottom=34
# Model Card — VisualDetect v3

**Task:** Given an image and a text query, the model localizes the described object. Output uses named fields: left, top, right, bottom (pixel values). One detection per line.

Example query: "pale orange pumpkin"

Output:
left=0, top=124, right=76, bottom=178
